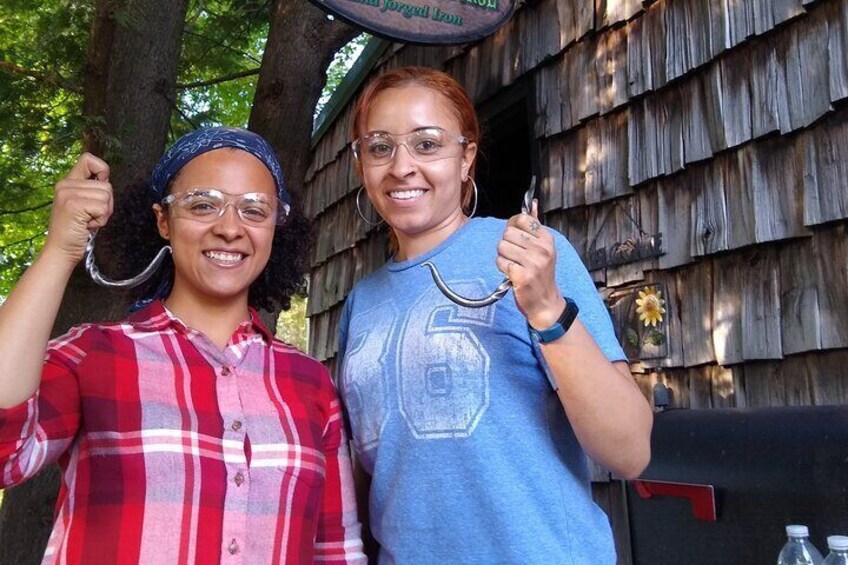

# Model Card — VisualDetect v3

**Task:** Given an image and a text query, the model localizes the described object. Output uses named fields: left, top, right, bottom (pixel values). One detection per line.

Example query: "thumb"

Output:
left=530, top=198, right=539, bottom=220
left=67, top=153, right=111, bottom=182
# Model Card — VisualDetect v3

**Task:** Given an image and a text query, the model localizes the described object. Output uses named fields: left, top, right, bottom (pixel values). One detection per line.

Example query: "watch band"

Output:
left=528, top=297, right=579, bottom=344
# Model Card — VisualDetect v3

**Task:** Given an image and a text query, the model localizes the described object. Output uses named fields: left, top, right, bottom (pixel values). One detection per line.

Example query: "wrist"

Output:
left=528, top=297, right=579, bottom=344
left=36, top=244, right=79, bottom=276
left=528, top=296, right=567, bottom=331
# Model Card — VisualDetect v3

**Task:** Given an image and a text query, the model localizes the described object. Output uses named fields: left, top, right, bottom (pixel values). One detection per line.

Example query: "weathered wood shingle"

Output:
left=304, top=0, right=848, bottom=407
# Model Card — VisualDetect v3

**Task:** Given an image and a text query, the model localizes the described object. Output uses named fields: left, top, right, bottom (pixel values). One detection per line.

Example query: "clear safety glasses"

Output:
left=352, top=127, right=469, bottom=167
left=161, top=188, right=289, bottom=227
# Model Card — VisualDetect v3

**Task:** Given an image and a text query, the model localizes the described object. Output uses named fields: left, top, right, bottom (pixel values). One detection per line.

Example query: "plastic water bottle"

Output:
left=823, top=536, right=848, bottom=565
left=777, top=525, right=824, bottom=565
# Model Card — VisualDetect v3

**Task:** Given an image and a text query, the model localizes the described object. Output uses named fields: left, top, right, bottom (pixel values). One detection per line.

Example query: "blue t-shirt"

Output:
left=338, top=217, right=626, bottom=564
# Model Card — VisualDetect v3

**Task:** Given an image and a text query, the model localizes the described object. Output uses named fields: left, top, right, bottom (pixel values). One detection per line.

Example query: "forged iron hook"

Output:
left=423, top=177, right=537, bottom=308
left=83, top=230, right=172, bottom=289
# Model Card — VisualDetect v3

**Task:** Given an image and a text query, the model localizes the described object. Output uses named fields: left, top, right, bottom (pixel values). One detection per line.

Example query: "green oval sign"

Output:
left=311, top=0, right=516, bottom=44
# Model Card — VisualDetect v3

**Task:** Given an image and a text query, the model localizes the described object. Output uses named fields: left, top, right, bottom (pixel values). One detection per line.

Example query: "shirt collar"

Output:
left=128, top=300, right=275, bottom=344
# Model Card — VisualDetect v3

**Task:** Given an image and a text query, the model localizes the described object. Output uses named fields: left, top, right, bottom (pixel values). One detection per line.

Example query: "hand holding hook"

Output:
left=422, top=177, right=537, bottom=308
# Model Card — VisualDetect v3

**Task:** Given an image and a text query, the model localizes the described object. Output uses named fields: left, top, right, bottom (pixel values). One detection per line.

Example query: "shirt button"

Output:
left=234, top=472, right=245, bottom=487
left=231, top=420, right=243, bottom=432
left=228, top=539, right=239, bottom=555
left=221, top=366, right=231, bottom=377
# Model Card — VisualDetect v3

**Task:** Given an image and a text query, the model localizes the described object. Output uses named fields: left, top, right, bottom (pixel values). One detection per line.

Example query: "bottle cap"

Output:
left=828, top=536, right=848, bottom=550
left=787, top=525, right=810, bottom=538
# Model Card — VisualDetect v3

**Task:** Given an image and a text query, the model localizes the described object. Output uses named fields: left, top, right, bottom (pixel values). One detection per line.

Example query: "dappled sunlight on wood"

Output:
left=712, top=298, right=740, bottom=366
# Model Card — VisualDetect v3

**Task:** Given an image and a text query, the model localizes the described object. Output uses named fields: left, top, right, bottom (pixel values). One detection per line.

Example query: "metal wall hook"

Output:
left=423, top=177, right=537, bottom=308
left=83, top=230, right=172, bottom=289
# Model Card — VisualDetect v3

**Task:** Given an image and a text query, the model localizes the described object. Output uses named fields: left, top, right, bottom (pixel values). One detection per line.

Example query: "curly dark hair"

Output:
left=97, top=178, right=312, bottom=313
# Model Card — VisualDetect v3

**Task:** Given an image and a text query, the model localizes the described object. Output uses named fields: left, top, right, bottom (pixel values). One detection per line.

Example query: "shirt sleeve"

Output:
left=314, top=367, right=367, bottom=564
left=531, top=229, right=628, bottom=389
left=552, top=229, right=626, bottom=362
left=0, top=325, right=89, bottom=487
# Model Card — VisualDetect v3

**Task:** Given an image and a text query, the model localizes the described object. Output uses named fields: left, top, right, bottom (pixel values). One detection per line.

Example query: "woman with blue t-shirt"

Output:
left=337, top=66, right=653, bottom=564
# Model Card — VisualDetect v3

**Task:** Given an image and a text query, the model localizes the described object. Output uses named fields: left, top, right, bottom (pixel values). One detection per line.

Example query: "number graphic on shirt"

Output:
left=398, top=283, right=494, bottom=439
left=342, top=303, right=397, bottom=451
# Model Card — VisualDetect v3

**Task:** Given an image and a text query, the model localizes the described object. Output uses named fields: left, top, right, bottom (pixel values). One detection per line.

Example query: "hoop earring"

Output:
left=356, top=186, right=384, bottom=226
left=466, top=178, right=479, bottom=219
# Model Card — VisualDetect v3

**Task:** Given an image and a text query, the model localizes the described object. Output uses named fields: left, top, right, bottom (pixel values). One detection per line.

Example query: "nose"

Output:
left=388, top=142, right=416, bottom=178
left=211, top=203, right=244, bottom=239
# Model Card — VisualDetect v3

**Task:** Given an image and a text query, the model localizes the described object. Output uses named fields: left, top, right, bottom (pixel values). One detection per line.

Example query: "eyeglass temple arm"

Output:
left=84, top=230, right=172, bottom=289
left=423, top=177, right=537, bottom=309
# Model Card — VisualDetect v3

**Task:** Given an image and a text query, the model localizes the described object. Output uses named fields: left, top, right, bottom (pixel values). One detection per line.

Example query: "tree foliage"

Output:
left=316, top=32, right=369, bottom=117
left=0, top=1, right=363, bottom=301
left=0, top=1, right=91, bottom=299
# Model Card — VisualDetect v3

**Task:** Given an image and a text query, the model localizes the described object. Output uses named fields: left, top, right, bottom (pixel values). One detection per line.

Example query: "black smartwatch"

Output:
left=528, top=297, right=579, bottom=344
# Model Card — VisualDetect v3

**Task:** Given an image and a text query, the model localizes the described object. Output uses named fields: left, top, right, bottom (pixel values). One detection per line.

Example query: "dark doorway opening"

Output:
left=474, top=93, right=535, bottom=220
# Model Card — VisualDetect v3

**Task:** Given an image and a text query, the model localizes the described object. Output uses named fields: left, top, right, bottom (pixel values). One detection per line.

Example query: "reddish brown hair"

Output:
left=351, top=66, right=481, bottom=214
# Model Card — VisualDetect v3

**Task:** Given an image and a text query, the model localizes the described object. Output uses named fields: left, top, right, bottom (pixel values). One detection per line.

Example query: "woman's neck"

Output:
left=163, top=288, right=251, bottom=350
left=395, top=213, right=469, bottom=262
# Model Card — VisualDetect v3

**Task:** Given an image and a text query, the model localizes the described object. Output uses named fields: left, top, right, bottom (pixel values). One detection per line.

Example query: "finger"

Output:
left=495, top=255, right=520, bottom=278
left=497, top=239, right=534, bottom=266
left=55, top=178, right=113, bottom=194
left=66, top=153, right=110, bottom=182
left=57, top=191, right=113, bottom=230
left=531, top=198, right=539, bottom=220
left=502, top=225, right=537, bottom=249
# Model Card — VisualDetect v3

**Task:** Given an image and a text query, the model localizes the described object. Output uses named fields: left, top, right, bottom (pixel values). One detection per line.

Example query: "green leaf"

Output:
left=625, top=327, right=639, bottom=347
left=646, top=330, right=666, bottom=346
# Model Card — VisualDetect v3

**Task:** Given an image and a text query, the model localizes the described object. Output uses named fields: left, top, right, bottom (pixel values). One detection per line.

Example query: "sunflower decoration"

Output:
left=635, top=287, right=666, bottom=328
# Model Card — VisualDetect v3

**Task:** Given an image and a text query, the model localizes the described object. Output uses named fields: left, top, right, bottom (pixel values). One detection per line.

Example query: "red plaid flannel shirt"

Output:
left=0, top=301, right=365, bottom=564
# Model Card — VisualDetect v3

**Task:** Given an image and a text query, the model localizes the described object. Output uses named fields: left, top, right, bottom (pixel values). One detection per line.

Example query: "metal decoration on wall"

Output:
left=606, top=282, right=670, bottom=361
left=586, top=199, right=664, bottom=272
left=588, top=232, right=664, bottom=271
left=309, top=0, right=516, bottom=45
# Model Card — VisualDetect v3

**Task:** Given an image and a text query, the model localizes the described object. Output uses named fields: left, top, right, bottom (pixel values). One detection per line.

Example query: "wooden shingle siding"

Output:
left=677, top=259, right=716, bottom=367
left=690, top=162, right=729, bottom=257
left=750, top=138, right=807, bottom=242
left=306, top=0, right=848, bottom=408
left=779, top=238, right=825, bottom=355
left=656, top=177, right=694, bottom=269
left=586, top=110, right=631, bottom=204
left=712, top=253, right=745, bottom=366
left=792, top=8, right=833, bottom=130
left=740, top=248, right=784, bottom=360
left=811, top=224, right=848, bottom=349
left=750, top=40, right=784, bottom=139
left=740, top=351, right=848, bottom=407
left=803, top=111, right=848, bottom=225
left=827, top=0, right=848, bottom=100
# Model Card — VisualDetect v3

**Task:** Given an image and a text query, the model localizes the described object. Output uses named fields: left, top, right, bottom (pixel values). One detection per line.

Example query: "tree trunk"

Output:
left=0, top=1, right=188, bottom=562
left=249, top=0, right=358, bottom=202
left=249, top=1, right=358, bottom=326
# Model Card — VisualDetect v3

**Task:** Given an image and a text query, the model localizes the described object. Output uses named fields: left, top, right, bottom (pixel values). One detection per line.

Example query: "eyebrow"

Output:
left=364, top=126, right=446, bottom=137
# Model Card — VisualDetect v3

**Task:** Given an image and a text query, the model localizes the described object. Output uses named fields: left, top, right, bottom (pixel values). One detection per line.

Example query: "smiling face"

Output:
left=153, top=148, right=276, bottom=310
left=358, top=85, right=477, bottom=260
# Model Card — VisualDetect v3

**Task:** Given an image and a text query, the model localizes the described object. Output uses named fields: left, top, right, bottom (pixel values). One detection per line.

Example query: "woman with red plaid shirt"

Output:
left=0, top=128, right=366, bottom=564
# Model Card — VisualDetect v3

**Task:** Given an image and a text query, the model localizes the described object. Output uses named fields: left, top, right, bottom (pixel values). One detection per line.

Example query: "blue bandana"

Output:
left=149, top=126, right=291, bottom=207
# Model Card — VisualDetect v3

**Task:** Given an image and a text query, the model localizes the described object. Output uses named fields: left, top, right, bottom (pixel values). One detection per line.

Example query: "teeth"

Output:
left=389, top=189, right=425, bottom=200
left=204, top=251, right=244, bottom=263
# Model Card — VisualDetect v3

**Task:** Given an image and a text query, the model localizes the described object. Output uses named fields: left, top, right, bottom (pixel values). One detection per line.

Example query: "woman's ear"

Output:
left=353, top=155, right=364, bottom=179
left=152, top=204, right=169, bottom=240
left=462, top=142, right=478, bottom=178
